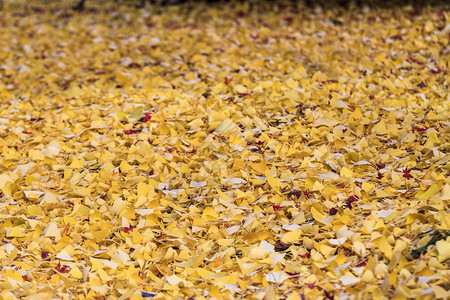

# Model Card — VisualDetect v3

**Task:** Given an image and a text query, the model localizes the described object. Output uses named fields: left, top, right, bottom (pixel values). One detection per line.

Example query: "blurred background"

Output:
left=0, top=0, right=448, bottom=11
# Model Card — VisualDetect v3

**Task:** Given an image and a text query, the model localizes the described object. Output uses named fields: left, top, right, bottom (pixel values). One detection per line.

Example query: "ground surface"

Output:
left=0, top=1, right=449, bottom=299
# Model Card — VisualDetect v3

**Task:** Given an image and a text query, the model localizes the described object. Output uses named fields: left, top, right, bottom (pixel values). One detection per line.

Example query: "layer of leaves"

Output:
left=0, top=1, right=449, bottom=299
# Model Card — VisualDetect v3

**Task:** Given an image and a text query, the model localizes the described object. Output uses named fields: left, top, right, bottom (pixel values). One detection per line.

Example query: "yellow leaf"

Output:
left=373, top=236, right=392, bottom=259
left=361, top=182, right=374, bottom=193
left=69, top=157, right=85, bottom=169
left=416, top=184, right=440, bottom=201
left=311, top=180, right=324, bottom=192
left=383, top=79, right=396, bottom=92
left=195, top=268, right=212, bottom=280
left=69, top=266, right=83, bottom=280
left=6, top=227, right=25, bottom=238
left=286, top=78, right=299, bottom=89
left=72, top=204, right=90, bottom=218
left=281, top=229, right=302, bottom=243
left=41, top=191, right=58, bottom=204
left=267, top=176, right=281, bottom=189
left=424, top=21, right=434, bottom=32
left=311, top=206, right=325, bottom=221
left=436, top=240, right=450, bottom=261
left=137, top=182, right=150, bottom=197
left=202, top=207, right=218, bottom=219
left=43, top=222, right=61, bottom=238
left=179, top=252, right=207, bottom=268
left=442, top=184, right=450, bottom=201
left=361, top=270, right=376, bottom=283
left=423, top=131, right=440, bottom=148
left=215, top=119, right=239, bottom=133
left=340, top=167, right=353, bottom=178
left=3, top=269, right=24, bottom=285
left=319, top=244, right=335, bottom=258
left=249, top=247, right=265, bottom=260
left=372, top=120, right=388, bottom=135
left=432, top=284, right=449, bottom=299
left=250, top=160, right=267, bottom=175
left=0, top=174, right=13, bottom=189
left=119, top=160, right=133, bottom=173
left=234, top=84, right=247, bottom=93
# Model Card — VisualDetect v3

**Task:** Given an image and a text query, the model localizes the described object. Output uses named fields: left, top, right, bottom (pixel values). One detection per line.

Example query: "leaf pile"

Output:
left=0, top=1, right=449, bottom=299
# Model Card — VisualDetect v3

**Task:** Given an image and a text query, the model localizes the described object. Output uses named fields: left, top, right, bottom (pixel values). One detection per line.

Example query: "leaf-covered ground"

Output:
left=0, top=1, right=449, bottom=299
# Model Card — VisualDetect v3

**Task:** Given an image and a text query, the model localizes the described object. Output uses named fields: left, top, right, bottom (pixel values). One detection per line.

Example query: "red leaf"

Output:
left=284, top=16, right=294, bottom=25
left=287, top=190, right=309, bottom=199
left=375, top=163, right=386, bottom=170
left=417, top=82, right=427, bottom=88
left=168, top=148, right=179, bottom=154
left=286, top=271, right=299, bottom=276
left=377, top=172, right=383, bottom=179
left=345, top=195, right=359, bottom=209
left=224, top=76, right=233, bottom=85
left=307, top=280, right=316, bottom=289
left=403, top=167, right=413, bottom=179
left=187, top=147, right=197, bottom=153
left=142, top=113, right=152, bottom=123
left=122, top=226, right=135, bottom=233
left=347, top=195, right=359, bottom=203
left=272, top=205, right=282, bottom=211
left=41, top=251, right=50, bottom=260
left=413, top=125, right=428, bottom=132
left=324, top=290, right=334, bottom=300
left=123, top=129, right=139, bottom=135
left=430, top=67, right=443, bottom=74
left=128, top=62, right=142, bottom=69
left=236, top=10, right=246, bottom=18
left=55, top=261, right=70, bottom=273
left=355, top=259, right=368, bottom=267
